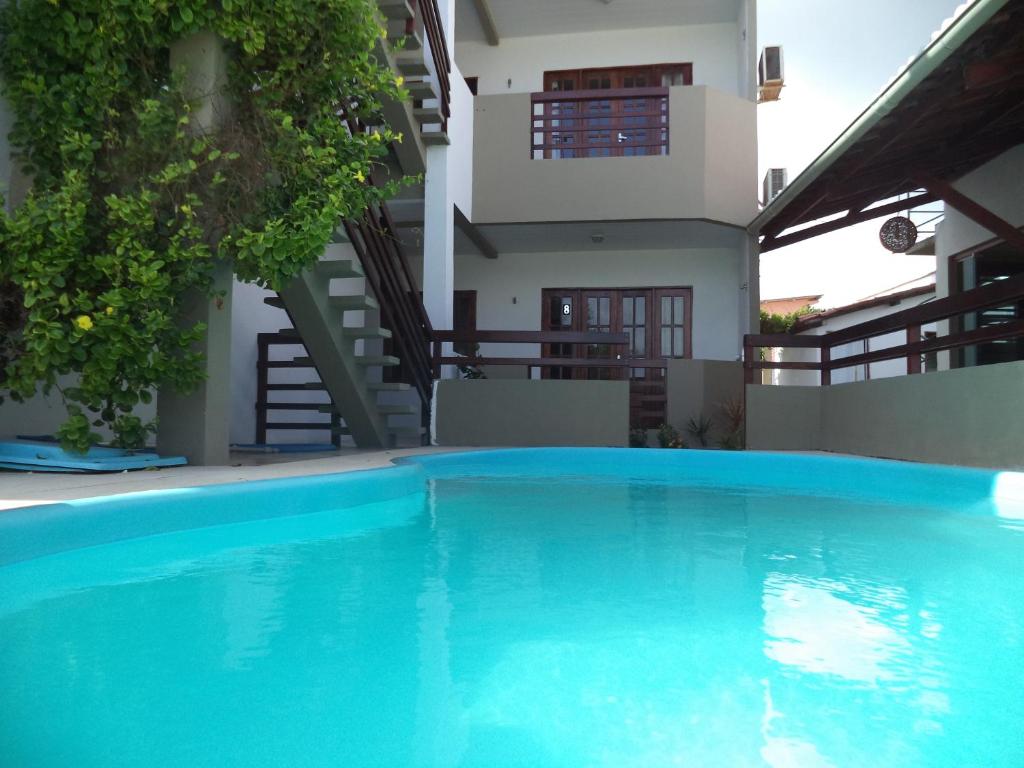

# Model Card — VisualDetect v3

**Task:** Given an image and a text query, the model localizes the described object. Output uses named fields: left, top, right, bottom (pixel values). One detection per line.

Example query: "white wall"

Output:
left=935, top=144, right=1024, bottom=266
left=933, top=144, right=1024, bottom=368
left=455, top=23, right=744, bottom=99
left=436, top=245, right=745, bottom=362
left=448, top=64, right=474, bottom=218
left=0, top=377, right=158, bottom=444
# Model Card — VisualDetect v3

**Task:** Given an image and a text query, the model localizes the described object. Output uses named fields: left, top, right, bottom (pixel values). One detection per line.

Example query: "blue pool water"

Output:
left=1, top=450, right=1023, bottom=767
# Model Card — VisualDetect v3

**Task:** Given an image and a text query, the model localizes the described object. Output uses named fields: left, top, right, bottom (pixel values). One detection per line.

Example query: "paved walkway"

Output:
left=0, top=446, right=469, bottom=511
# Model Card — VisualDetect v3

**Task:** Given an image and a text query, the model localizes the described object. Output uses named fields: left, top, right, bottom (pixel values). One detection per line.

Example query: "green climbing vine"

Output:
left=0, top=0, right=410, bottom=451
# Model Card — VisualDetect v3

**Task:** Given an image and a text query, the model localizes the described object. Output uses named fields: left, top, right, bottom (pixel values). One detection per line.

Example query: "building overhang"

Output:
left=455, top=0, right=745, bottom=45
left=749, top=0, right=1024, bottom=253
left=454, top=218, right=747, bottom=257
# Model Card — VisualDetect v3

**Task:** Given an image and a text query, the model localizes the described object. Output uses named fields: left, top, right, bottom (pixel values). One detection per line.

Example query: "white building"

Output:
left=1, top=0, right=763, bottom=460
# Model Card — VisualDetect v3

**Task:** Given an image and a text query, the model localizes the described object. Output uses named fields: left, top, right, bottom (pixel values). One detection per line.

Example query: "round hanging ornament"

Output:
left=879, top=216, right=918, bottom=253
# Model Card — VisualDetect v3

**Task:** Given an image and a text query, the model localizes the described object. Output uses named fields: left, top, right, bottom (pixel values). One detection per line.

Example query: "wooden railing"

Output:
left=409, top=0, right=451, bottom=131
left=430, top=330, right=631, bottom=377
left=256, top=332, right=342, bottom=445
left=344, top=200, right=434, bottom=408
left=430, top=330, right=674, bottom=426
left=530, top=87, right=670, bottom=159
left=744, top=273, right=1024, bottom=384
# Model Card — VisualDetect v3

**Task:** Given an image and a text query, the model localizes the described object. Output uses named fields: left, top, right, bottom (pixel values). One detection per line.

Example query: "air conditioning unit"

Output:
left=758, top=45, right=785, bottom=102
left=763, top=168, right=788, bottom=204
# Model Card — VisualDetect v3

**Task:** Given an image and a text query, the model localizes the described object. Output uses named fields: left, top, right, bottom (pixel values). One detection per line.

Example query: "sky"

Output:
left=756, top=0, right=965, bottom=308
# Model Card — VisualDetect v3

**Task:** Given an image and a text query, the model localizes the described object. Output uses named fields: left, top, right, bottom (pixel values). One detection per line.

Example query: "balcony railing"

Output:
left=530, top=87, right=670, bottom=159
left=744, top=273, right=1024, bottom=385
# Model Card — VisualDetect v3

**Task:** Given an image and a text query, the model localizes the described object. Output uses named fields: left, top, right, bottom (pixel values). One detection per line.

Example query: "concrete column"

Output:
left=738, top=232, right=760, bottom=357
left=157, top=31, right=233, bottom=465
left=422, top=0, right=458, bottom=376
left=422, top=152, right=454, bottom=335
left=0, top=64, right=27, bottom=211
left=156, top=260, right=234, bottom=464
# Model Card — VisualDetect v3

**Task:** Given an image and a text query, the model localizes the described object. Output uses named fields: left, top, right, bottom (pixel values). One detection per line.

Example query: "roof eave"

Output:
left=748, top=0, right=1011, bottom=238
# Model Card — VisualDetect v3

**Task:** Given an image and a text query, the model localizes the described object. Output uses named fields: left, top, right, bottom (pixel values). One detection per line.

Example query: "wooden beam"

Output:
left=916, top=173, right=1024, bottom=252
left=454, top=204, right=498, bottom=259
left=760, top=192, right=937, bottom=253
left=471, top=0, right=500, bottom=46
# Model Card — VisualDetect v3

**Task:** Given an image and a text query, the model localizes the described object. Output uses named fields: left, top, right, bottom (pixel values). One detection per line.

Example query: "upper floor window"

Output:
left=532, top=64, right=678, bottom=160
left=544, top=64, right=693, bottom=92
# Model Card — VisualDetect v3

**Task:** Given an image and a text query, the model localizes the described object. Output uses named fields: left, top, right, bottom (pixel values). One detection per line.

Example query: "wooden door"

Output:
left=542, top=290, right=578, bottom=379
left=580, top=290, right=620, bottom=378
left=541, top=286, right=693, bottom=427
left=545, top=65, right=685, bottom=158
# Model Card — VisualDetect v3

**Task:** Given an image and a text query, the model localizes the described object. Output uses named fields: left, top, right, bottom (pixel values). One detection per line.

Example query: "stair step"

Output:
left=316, top=259, right=364, bottom=279
left=421, top=130, right=450, bottom=146
left=394, top=51, right=429, bottom=77
left=258, top=402, right=331, bottom=411
left=317, top=404, right=340, bottom=414
left=391, top=29, right=422, bottom=51
left=265, top=383, right=325, bottom=391
left=356, top=355, right=401, bottom=367
left=329, top=294, right=379, bottom=312
left=413, top=105, right=444, bottom=125
left=265, top=422, right=335, bottom=431
left=367, top=382, right=411, bottom=391
left=260, top=359, right=316, bottom=369
left=263, top=295, right=285, bottom=309
left=378, top=0, right=414, bottom=20
left=403, top=78, right=438, bottom=99
left=388, top=425, right=427, bottom=436
left=343, top=326, right=392, bottom=340
left=378, top=404, right=416, bottom=416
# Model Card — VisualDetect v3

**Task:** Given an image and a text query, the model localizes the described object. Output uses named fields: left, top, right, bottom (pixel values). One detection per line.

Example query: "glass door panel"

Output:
left=543, top=291, right=578, bottom=379
left=656, top=289, right=691, bottom=359
left=581, top=290, right=618, bottom=379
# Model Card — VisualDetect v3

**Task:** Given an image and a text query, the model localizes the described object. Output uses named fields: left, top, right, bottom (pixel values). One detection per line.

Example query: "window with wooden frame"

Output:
left=536, top=64, right=682, bottom=160
left=948, top=240, right=1024, bottom=368
left=543, top=64, right=693, bottom=92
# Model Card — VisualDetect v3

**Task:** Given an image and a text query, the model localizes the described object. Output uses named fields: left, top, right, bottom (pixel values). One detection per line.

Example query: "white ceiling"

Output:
left=455, top=0, right=743, bottom=44
left=457, top=219, right=745, bottom=256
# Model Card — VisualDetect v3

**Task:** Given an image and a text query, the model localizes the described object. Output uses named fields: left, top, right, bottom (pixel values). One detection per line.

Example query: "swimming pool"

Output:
left=1, top=449, right=1022, bottom=767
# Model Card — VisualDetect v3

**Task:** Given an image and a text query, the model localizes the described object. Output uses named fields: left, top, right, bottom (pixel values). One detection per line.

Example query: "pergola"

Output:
left=750, top=0, right=1024, bottom=254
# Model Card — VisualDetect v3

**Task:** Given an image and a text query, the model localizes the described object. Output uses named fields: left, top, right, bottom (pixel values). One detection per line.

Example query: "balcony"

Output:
left=472, top=86, right=756, bottom=228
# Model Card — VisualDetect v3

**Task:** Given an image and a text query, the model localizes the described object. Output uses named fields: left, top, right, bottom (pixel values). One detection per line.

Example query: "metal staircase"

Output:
left=251, top=0, right=448, bottom=449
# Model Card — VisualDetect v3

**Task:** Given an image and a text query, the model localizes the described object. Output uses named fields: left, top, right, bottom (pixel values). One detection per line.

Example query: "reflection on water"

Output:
left=1, top=478, right=1022, bottom=767
left=762, top=575, right=913, bottom=684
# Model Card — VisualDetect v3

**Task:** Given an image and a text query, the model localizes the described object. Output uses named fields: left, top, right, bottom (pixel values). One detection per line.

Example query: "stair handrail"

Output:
left=409, top=0, right=451, bottom=129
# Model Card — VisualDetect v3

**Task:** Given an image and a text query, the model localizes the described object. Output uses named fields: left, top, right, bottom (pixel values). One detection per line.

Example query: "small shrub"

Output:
left=716, top=398, right=745, bottom=450
left=629, top=427, right=648, bottom=448
left=685, top=413, right=714, bottom=447
left=657, top=423, right=687, bottom=449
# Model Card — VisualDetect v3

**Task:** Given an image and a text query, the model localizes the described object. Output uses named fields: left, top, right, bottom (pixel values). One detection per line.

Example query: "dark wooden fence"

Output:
left=744, top=273, right=1024, bottom=384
